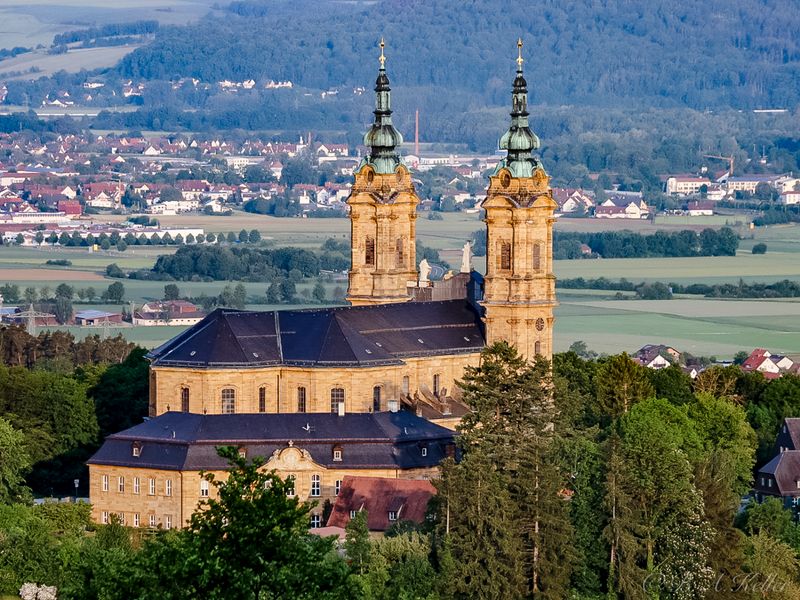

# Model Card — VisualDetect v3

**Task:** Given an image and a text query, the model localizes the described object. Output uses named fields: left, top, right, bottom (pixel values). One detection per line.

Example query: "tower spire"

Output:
left=497, top=38, right=541, bottom=179
left=362, top=38, right=403, bottom=174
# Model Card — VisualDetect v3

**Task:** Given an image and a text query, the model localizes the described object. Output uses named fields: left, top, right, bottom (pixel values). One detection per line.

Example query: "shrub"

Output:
left=752, top=243, right=767, bottom=254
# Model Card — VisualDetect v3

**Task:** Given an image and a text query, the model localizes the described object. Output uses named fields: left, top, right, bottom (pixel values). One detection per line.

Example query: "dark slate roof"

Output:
left=147, top=300, right=484, bottom=368
left=88, top=411, right=456, bottom=472
left=756, top=450, right=800, bottom=497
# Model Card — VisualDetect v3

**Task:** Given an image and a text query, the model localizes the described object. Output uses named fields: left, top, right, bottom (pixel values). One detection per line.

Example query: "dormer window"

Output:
left=132, top=442, right=142, bottom=457
left=238, top=447, right=247, bottom=459
left=349, top=510, right=357, bottom=519
left=421, top=446, right=428, bottom=457
left=388, top=511, right=398, bottom=522
left=333, top=446, right=343, bottom=462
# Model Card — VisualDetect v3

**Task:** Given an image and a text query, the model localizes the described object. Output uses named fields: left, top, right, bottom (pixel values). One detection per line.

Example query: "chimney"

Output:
left=337, top=402, right=345, bottom=417
left=388, top=400, right=399, bottom=413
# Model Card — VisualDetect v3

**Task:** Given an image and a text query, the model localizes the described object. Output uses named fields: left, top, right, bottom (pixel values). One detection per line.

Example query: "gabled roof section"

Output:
left=148, top=300, right=483, bottom=368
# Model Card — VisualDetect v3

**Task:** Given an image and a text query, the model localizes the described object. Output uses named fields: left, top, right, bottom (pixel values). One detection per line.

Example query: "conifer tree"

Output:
left=439, top=342, right=575, bottom=598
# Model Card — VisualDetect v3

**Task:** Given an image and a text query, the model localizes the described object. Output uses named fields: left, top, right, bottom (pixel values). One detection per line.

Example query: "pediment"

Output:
left=265, top=445, right=324, bottom=472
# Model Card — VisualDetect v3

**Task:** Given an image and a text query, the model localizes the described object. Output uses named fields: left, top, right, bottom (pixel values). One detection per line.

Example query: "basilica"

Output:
left=88, top=41, right=558, bottom=529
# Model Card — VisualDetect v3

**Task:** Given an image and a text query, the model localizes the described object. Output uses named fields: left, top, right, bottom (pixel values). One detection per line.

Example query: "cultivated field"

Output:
left=0, top=0, right=217, bottom=49
left=3, top=212, right=799, bottom=358
left=0, top=46, right=142, bottom=80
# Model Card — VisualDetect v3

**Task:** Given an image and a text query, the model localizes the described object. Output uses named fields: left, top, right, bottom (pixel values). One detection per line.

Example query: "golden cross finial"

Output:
left=516, top=38, right=524, bottom=69
left=379, top=38, right=386, bottom=68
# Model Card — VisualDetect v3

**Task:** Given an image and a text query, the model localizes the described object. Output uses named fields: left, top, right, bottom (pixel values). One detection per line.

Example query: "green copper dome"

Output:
left=495, top=40, right=543, bottom=179
left=361, top=40, right=403, bottom=175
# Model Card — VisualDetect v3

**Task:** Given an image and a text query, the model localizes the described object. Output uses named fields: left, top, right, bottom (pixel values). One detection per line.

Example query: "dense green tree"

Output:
left=0, top=418, right=31, bottom=503
left=103, top=281, right=125, bottom=303
left=312, top=282, right=326, bottom=303
left=118, top=446, right=350, bottom=599
left=445, top=342, right=575, bottom=597
left=647, top=364, right=694, bottom=405
left=53, top=297, right=74, bottom=325
left=345, top=510, right=370, bottom=576
left=89, top=347, right=150, bottom=438
left=163, top=283, right=181, bottom=300
left=248, top=229, right=261, bottom=244
left=594, top=353, right=654, bottom=422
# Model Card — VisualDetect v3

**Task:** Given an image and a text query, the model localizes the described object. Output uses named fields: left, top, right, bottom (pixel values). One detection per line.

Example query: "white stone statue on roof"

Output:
left=460, top=241, right=472, bottom=273
left=418, top=259, right=430, bottom=286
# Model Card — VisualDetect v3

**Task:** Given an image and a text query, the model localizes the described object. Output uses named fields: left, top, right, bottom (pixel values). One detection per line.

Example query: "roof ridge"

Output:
left=219, top=310, right=250, bottom=362
left=151, top=310, right=220, bottom=362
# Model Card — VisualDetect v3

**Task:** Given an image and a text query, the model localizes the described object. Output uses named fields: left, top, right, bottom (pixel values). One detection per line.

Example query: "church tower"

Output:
left=346, top=40, right=419, bottom=306
left=481, top=40, right=558, bottom=360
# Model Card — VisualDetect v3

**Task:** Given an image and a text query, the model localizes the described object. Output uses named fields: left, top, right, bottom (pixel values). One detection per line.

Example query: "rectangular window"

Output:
left=102, top=511, right=109, bottom=524
left=532, top=243, right=541, bottom=271
left=165, top=515, right=172, bottom=530
left=149, top=478, right=155, bottom=496
left=402, top=376, right=409, bottom=395
left=149, top=514, right=156, bottom=528
left=500, top=242, right=512, bottom=270
left=349, top=510, right=357, bottom=519
left=259, top=387, right=266, bottom=413
left=365, top=237, right=375, bottom=266
left=372, top=386, right=381, bottom=412
left=330, top=388, right=345, bottom=413
left=433, top=374, right=440, bottom=397
left=133, top=513, right=140, bottom=527
left=395, top=238, right=404, bottom=268
left=767, top=479, right=772, bottom=488
left=310, top=514, right=321, bottom=528
left=388, top=511, right=397, bottom=522
left=221, top=388, right=236, bottom=414
left=132, top=445, right=141, bottom=457
left=102, top=474, right=109, bottom=492
left=297, top=387, right=307, bottom=413
left=118, top=476, right=125, bottom=493
left=335, top=480, right=342, bottom=496
left=311, top=474, right=320, bottom=497
left=421, top=447, right=428, bottom=457
left=181, top=387, right=190, bottom=412
left=134, top=477, right=140, bottom=495
left=333, top=448, right=342, bottom=462
left=165, top=479, right=172, bottom=497
left=286, top=475, right=295, bottom=497
left=117, top=512, right=125, bottom=525
left=200, top=479, right=209, bottom=497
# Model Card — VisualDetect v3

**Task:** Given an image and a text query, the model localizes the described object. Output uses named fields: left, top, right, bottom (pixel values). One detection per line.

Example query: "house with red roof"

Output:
left=327, top=476, right=437, bottom=532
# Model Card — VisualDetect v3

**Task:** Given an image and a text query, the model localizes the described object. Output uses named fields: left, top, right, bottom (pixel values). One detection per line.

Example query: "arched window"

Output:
left=365, top=237, right=375, bottom=266
left=373, top=386, right=381, bottom=412
left=180, top=387, right=189, bottom=412
left=258, top=386, right=266, bottom=413
left=532, top=243, right=541, bottom=271
left=535, top=341, right=542, bottom=356
left=330, top=388, right=345, bottom=413
left=297, top=387, right=307, bottom=413
left=433, top=374, right=441, bottom=397
left=221, top=388, right=236, bottom=414
left=500, top=242, right=512, bottom=271
left=395, top=238, right=404, bottom=268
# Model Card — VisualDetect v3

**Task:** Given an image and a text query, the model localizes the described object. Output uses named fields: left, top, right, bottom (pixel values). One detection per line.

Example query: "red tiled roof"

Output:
left=327, top=476, right=436, bottom=531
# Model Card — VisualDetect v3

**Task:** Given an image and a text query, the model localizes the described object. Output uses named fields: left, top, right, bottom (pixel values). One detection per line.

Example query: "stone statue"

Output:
left=418, top=259, right=431, bottom=285
left=460, top=241, right=472, bottom=273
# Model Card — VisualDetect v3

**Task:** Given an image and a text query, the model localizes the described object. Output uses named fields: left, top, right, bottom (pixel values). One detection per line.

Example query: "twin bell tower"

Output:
left=346, top=39, right=557, bottom=361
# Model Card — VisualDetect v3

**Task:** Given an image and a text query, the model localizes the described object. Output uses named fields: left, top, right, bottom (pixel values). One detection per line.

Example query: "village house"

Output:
left=753, top=418, right=800, bottom=514
left=132, top=300, right=205, bottom=326
left=740, top=348, right=795, bottom=379
left=633, top=344, right=681, bottom=369
left=665, top=175, right=710, bottom=195
left=327, top=476, right=437, bottom=532
left=552, top=188, right=594, bottom=213
left=686, top=200, right=715, bottom=216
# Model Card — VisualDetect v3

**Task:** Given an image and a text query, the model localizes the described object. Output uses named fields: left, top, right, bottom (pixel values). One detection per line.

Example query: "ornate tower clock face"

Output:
left=535, top=317, right=545, bottom=331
